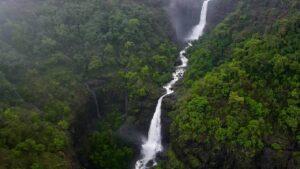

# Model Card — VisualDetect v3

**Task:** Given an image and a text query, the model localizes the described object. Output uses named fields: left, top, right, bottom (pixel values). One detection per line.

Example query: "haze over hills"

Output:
left=0, top=0, right=299, bottom=169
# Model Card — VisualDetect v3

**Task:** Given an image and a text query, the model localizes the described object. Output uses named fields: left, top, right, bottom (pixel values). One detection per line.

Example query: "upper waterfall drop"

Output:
left=186, top=0, right=211, bottom=41
left=135, top=0, right=211, bottom=168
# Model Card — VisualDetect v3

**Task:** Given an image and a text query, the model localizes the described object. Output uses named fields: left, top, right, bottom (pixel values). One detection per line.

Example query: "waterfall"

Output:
left=186, top=0, right=211, bottom=41
left=85, top=83, right=101, bottom=118
left=135, top=0, right=211, bottom=168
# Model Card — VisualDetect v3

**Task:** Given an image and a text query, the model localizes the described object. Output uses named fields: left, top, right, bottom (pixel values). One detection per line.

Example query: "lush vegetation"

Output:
left=0, top=0, right=176, bottom=168
left=1, top=0, right=299, bottom=168
left=162, top=0, right=300, bottom=169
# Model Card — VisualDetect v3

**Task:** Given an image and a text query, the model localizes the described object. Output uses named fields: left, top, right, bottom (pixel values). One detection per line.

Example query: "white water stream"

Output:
left=135, top=1, right=211, bottom=168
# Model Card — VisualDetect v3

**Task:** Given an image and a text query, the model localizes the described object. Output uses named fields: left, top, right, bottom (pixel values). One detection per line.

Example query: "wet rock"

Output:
left=175, top=57, right=183, bottom=66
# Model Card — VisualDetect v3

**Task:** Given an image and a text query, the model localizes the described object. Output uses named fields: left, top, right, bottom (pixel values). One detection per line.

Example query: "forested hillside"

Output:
left=162, top=0, right=300, bottom=169
left=0, top=0, right=177, bottom=168
left=0, top=0, right=299, bottom=169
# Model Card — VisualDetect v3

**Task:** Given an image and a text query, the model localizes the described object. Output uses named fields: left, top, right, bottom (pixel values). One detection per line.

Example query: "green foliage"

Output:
left=0, top=0, right=176, bottom=168
left=169, top=1, right=300, bottom=168
left=88, top=112, right=133, bottom=169
left=155, top=150, right=185, bottom=169
left=0, top=108, right=69, bottom=168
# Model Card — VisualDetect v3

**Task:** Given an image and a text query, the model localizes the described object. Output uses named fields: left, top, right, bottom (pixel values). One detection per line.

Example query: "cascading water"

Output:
left=186, top=0, right=211, bottom=41
left=135, top=1, right=211, bottom=168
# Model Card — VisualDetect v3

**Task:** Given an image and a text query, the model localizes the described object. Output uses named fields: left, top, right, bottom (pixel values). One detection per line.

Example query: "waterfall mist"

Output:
left=166, top=0, right=203, bottom=41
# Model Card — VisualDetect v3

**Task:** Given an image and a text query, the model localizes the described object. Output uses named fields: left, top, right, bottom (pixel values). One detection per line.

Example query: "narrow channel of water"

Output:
left=135, top=1, right=211, bottom=168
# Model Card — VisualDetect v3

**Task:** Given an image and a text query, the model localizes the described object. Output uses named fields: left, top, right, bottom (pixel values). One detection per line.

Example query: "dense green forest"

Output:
left=161, top=0, right=300, bottom=169
left=0, top=0, right=176, bottom=168
left=0, top=0, right=299, bottom=169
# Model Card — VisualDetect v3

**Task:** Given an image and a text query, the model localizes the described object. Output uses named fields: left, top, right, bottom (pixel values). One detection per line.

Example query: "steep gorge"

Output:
left=0, top=0, right=298, bottom=169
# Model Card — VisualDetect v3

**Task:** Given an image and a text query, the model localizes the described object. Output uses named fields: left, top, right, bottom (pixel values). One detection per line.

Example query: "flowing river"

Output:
left=135, top=0, right=211, bottom=168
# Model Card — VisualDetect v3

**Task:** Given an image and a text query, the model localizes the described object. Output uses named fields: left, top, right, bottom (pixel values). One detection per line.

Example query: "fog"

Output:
left=166, top=0, right=203, bottom=41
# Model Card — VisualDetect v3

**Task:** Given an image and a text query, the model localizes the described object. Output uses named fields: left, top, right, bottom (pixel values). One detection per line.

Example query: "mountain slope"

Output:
left=161, top=0, right=300, bottom=169
left=0, top=0, right=177, bottom=168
